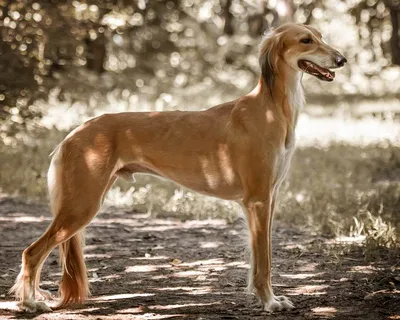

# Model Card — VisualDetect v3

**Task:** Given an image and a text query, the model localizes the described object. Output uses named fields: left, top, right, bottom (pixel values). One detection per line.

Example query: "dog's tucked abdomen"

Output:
left=73, top=109, right=245, bottom=200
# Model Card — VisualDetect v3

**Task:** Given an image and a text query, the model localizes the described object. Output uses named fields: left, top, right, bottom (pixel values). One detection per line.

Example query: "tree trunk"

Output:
left=85, top=33, right=106, bottom=74
left=385, top=0, right=400, bottom=65
left=223, top=0, right=234, bottom=35
left=389, top=7, right=400, bottom=65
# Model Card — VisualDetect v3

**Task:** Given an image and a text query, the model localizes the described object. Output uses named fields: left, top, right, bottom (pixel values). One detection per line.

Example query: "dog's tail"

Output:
left=57, top=231, right=89, bottom=308
left=48, top=143, right=90, bottom=308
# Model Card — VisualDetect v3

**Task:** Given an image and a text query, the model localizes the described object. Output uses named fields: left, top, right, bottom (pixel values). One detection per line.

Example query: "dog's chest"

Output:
left=284, top=76, right=304, bottom=147
left=274, top=142, right=295, bottom=185
left=274, top=82, right=303, bottom=184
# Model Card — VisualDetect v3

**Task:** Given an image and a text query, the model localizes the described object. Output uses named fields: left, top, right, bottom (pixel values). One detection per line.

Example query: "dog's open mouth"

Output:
left=298, top=60, right=335, bottom=82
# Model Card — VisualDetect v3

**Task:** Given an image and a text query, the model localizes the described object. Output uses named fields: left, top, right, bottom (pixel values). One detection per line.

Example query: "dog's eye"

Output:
left=300, top=38, right=312, bottom=44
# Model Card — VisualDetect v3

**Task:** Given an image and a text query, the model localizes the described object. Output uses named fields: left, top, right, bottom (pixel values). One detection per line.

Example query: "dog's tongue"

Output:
left=315, top=64, right=335, bottom=81
left=299, top=60, right=335, bottom=81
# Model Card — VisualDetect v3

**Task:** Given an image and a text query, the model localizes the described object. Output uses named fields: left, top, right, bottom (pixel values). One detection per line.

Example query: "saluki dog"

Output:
left=11, top=23, right=346, bottom=313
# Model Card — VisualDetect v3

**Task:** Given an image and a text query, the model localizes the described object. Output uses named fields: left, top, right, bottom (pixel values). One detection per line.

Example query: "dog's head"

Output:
left=260, top=23, right=346, bottom=88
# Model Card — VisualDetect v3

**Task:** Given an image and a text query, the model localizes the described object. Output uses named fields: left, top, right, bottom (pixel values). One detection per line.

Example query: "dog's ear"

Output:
left=259, top=31, right=283, bottom=93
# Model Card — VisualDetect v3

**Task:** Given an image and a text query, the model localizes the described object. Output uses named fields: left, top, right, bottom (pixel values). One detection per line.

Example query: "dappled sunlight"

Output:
left=86, top=253, right=112, bottom=260
left=125, top=264, right=170, bottom=273
left=1, top=218, right=398, bottom=320
left=199, top=155, right=221, bottom=190
left=133, top=225, right=185, bottom=232
left=63, top=307, right=102, bottom=315
left=228, top=229, right=240, bottom=236
left=183, top=220, right=227, bottom=227
left=91, top=217, right=228, bottom=234
left=149, top=301, right=221, bottom=310
left=119, top=314, right=185, bottom=319
left=85, top=243, right=115, bottom=251
left=155, top=286, right=213, bottom=295
left=217, top=144, right=235, bottom=185
left=92, top=217, right=145, bottom=227
left=180, top=258, right=224, bottom=267
left=311, top=306, right=337, bottom=317
left=186, top=288, right=216, bottom=295
left=309, top=279, right=329, bottom=284
left=0, top=214, right=50, bottom=223
left=131, top=256, right=170, bottom=261
left=172, top=270, right=208, bottom=278
left=295, top=262, right=319, bottom=272
left=93, top=293, right=155, bottom=301
left=286, top=284, right=329, bottom=296
left=283, top=243, right=307, bottom=251
left=151, top=275, right=168, bottom=280
left=98, top=274, right=122, bottom=281
left=1, top=188, right=398, bottom=319
left=280, top=272, right=325, bottom=279
left=116, top=306, right=145, bottom=314
left=224, top=261, right=248, bottom=268
left=123, top=257, right=235, bottom=275
left=348, top=265, right=382, bottom=274
left=200, top=241, right=222, bottom=249
left=0, top=301, right=18, bottom=311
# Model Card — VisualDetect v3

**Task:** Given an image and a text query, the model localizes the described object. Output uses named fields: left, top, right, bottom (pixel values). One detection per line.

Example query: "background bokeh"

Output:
left=0, top=0, right=399, bottom=252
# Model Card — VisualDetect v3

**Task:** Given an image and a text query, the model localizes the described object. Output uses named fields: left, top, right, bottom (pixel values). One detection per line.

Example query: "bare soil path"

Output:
left=0, top=196, right=399, bottom=319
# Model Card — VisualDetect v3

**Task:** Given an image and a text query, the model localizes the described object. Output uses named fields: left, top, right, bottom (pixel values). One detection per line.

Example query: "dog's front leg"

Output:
left=243, top=193, right=294, bottom=312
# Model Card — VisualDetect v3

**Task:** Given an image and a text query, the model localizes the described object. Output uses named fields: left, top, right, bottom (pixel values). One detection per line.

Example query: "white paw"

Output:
left=18, top=300, right=53, bottom=313
left=36, top=288, right=54, bottom=301
left=264, top=295, right=294, bottom=312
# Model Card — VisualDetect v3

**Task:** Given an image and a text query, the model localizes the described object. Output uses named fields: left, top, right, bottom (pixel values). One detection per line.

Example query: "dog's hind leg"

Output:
left=11, top=135, right=117, bottom=312
left=34, top=256, right=53, bottom=301
left=11, top=200, right=102, bottom=312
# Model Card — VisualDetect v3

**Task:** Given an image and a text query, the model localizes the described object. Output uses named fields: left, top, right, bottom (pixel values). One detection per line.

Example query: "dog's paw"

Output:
left=18, top=300, right=53, bottom=313
left=263, top=295, right=294, bottom=313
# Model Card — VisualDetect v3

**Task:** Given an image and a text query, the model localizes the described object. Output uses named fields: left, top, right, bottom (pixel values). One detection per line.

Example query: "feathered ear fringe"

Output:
left=259, top=30, right=283, bottom=94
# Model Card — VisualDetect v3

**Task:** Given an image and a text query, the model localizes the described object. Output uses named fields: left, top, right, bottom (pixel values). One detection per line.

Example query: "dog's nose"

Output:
left=335, top=55, right=347, bottom=67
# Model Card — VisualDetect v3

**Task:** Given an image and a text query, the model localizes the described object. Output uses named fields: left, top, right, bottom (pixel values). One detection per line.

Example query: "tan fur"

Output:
left=11, top=23, right=345, bottom=313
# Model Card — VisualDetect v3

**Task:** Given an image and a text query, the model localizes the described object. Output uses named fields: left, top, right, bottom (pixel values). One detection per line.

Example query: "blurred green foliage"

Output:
left=0, top=0, right=399, bottom=132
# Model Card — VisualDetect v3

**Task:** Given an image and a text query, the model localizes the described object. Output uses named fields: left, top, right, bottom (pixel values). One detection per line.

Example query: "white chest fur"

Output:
left=275, top=73, right=304, bottom=185
left=287, top=73, right=305, bottom=112
left=285, top=73, right=305, bottom=149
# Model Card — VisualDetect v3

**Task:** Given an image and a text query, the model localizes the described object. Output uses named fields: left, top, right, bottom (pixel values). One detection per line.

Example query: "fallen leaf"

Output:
left=171, top=258, right=182, bottom=265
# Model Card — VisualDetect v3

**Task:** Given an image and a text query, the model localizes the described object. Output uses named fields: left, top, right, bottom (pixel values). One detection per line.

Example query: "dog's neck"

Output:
left=255, top=62, right=305, bottom=148
left=283, top=70, right=304, bottom=129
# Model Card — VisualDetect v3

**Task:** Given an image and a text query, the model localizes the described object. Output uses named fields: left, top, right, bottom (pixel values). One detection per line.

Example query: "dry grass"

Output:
left=279, top=144, right=399, bottom=242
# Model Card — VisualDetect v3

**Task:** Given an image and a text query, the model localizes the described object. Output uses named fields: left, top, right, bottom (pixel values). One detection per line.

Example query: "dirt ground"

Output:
left=0, top=196, right=399, bottom=320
